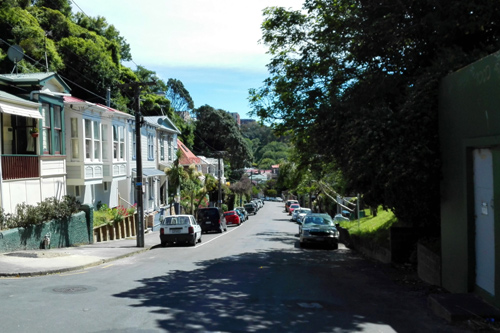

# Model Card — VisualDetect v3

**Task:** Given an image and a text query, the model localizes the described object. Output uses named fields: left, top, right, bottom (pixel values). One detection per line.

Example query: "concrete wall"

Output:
left=0, top=205, right=93, bottom=253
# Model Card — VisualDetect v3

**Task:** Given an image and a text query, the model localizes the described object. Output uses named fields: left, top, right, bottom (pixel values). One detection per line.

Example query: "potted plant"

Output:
left=30, top=127, right=39, bottom=138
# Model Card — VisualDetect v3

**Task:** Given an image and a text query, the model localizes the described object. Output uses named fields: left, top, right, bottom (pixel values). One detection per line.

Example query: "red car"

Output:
left=224, top=211, right=241, bottom=226
left=289, top=203, right=300, bottom=215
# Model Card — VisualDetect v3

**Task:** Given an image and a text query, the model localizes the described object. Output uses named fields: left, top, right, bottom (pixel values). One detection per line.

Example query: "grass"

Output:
left=339, top=206, right=398, bottom=249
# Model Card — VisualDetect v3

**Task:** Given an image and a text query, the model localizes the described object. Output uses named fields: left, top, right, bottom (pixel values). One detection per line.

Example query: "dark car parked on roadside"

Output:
left=196, top=207, right=227, bottom=233
left=244, top=202, right=256, bottom=215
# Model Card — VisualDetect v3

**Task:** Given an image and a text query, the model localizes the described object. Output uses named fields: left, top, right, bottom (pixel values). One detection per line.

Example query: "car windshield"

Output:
left=163, top=216, right=190, bottom=225
left=304, top=216, right=334, bottom=226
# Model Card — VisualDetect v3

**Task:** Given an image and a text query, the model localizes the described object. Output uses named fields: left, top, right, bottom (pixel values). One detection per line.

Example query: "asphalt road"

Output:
left=0, top=201, right=470, bottom=332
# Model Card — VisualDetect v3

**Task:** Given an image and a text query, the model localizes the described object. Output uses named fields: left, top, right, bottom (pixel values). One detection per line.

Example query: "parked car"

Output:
left=288, top=203, right=300, bottom=215
left=159, top=215, right=202, bottom=247
left=298, top=213, right=339, bottom=249
left=244, top=203, right=256, bottom=215
left=276, top=197, right=283, bottom=202
left=196, top=207, right=227, bottom=233
left=235, top=207, right=248, bottom=221
left=296, top=208, right=312, bottom=224
left=292, top=208, right=311, bottom=222
left=224, top=210, right=241, bottom=227
left=285, top=200, right=298, bottom=212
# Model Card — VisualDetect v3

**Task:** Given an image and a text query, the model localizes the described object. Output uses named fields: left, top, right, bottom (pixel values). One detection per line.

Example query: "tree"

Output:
left=193, top=105, right=252, bottom=170
left=166, top=78, right=194, bottom=112
left=250, top=0, right=500, bottom=227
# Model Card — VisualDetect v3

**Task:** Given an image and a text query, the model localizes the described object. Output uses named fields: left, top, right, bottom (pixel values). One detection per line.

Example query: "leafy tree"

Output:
left=251, top=0, right=500, bottom=227
left=193, top=104, right=252, bottom=170
left=166, top=78, right=194, bottom=112
left=32, top=0, right=72, bottom=17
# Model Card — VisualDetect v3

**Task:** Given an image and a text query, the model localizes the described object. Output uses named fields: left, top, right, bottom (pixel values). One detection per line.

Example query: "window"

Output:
left=53, top=105, right=62, bottom=154
left=119, top=126, right=125, bottom=159
left=42, top=103, right=51, bottom=154
left=85, top=119, right=91, bottom=159
left=94, top=121, right=101, bottom=160
left=84, top=119, right=101, bottom=161
left=103, top=182, right=108, bottom=192
left=147, top=132, right=154, bottom=160
left=160, top=134, right=165, bottom=161
left=70, top=118, right=79, bottom=159
left=102, top=124, right=108, bottom=160
left=132, top=129, right=136, bottom=160
left=148, top=179, right=154, bottom=200
left=113, top=125, right=125, bottom=161
left=40, top=100, right=65, bottom=156
left=168, top=136, right=173, bottom=161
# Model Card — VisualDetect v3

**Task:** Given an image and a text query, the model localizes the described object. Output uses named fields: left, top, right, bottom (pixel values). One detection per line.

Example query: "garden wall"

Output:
left=0, top=205, right=93, bottom=253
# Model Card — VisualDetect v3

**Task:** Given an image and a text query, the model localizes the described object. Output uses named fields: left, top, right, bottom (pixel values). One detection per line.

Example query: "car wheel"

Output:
left=330, top=242, right=339, bottom=250
left=198, top=234, right=202, bottom=243
left=161, top=241, right=167, bottom=247
left=218, top=227, right=223, bottom=233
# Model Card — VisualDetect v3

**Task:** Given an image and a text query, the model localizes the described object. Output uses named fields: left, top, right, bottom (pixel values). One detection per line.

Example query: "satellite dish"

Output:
left=7, top=45, right=24, bottom=63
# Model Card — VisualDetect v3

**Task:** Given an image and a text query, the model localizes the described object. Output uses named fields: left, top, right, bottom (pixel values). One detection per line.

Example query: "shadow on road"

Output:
left=113, top=238, right=461, bottom=332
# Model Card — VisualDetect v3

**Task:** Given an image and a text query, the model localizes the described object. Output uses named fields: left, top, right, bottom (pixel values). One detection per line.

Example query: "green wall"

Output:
left=0, top=206, right=93, bottom=253
left=439, top=50, right=500, bottom=306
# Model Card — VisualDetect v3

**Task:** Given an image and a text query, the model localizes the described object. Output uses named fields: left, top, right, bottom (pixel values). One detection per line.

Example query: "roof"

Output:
left=0, top=90, right=39, bottom=107
left=132, top=168, right=165, bottom=177
left=143, top=116, right=181, bottom=134
left=63, top=96, right=133, bottom=118
left=177, top=139, right=201, bottom=165
left=0, top=72, right=71, bottom=93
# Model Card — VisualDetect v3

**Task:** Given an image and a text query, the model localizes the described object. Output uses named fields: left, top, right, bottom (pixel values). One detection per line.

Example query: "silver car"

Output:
left=299, top=213, right=339, bottom=249
left=292, top=208, right=311, bottom=222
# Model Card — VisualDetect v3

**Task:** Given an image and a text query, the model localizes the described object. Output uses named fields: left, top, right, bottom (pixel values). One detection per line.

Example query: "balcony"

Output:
left=1, top=155, right=39, bottom=180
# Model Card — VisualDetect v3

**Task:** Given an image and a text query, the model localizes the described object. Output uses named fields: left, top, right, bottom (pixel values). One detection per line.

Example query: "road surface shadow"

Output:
left=113, top=248, right=466, bottom=333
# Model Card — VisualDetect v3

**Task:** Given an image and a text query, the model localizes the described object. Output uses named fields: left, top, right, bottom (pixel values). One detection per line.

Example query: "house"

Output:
left=143, top=116, right=181, bottom=210
left=177, top=139, right=201, bottom=172
left=199, top=155, right=226, bottom=184
left=439, top=50, right=500, bottom=307
left=63, top=96, right=133, bottom=209
left=0, top=73, right=70, bottom=213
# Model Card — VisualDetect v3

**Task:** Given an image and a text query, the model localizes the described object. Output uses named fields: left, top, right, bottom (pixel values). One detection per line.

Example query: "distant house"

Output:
left=199, top=155, right=225, bottom=184
left=0, top=72, right=70, bottom=213
left=177, top=139, right=201, bottom=172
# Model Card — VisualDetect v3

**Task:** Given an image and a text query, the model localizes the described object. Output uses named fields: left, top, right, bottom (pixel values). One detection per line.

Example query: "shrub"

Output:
left=0, top=196, right=81, bottom=230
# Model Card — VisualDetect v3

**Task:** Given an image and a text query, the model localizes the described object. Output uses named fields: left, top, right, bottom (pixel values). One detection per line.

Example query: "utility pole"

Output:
left=120, top=81, right=155, bottom=247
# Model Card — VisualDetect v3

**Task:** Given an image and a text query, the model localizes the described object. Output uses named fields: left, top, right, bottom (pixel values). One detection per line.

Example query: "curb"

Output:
left=0, top=245, right=154, bottom=278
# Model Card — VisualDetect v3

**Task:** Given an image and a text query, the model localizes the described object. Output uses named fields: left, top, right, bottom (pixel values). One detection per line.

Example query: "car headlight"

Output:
left=302, top=230, right=310, bottom=236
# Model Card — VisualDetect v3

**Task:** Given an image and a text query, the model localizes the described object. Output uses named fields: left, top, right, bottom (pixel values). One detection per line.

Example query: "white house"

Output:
left=0, top=73, right=70, bottom=214
left=63, top=96, right=133, bottom=209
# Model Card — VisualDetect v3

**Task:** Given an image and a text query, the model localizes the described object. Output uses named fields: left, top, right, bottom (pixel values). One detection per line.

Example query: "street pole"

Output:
left=120, top=80, right=155, bottom=248
left=217, top=154, right=222, bottom=208
left=134, top=87, right=145, bottom=248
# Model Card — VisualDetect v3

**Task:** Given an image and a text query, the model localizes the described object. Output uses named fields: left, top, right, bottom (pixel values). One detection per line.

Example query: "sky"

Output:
left=73, top=0, right=305, bottom=119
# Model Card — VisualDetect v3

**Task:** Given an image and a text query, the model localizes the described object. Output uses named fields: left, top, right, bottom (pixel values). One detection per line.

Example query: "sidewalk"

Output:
left=0, top=230, right=160, bottom=277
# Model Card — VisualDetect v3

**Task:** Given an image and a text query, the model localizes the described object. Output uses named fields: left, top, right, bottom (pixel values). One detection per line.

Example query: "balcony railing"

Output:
left=1, top=155, right=39, bottom=180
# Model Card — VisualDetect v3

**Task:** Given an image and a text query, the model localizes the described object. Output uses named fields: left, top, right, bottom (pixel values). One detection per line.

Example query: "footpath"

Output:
left=0, top=229, right=159, bottom=278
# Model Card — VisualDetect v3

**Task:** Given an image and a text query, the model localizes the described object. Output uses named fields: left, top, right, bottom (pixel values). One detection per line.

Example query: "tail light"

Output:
left=160, top=228, right=164, bottom=235
left=218, top=219, right=221, bottom=225
left=188, top=226, right=194, bottom=234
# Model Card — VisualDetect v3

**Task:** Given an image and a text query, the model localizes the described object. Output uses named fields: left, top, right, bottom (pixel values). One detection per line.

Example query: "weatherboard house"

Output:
left=0, top=72, right=70, bottom=214
left=62, top=96, right=134, bottom=210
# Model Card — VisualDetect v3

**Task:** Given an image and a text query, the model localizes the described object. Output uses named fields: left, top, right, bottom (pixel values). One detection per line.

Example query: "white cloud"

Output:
left=76, top=0, right=304, bottom=69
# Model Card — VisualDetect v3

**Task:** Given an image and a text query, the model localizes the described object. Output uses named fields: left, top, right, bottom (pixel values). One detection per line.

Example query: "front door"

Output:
left=473, top=148, right=495, bottom=296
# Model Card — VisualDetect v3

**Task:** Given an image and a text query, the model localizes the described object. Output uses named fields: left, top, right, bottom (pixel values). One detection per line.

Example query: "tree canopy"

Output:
left=250, top=0, right=500, bottom=227
left=193, top=105, right=252, bottom=171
